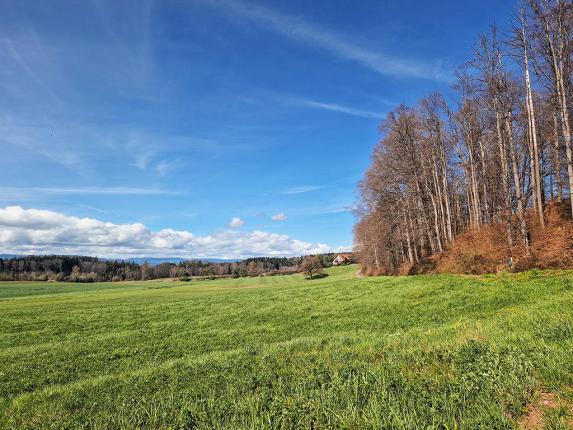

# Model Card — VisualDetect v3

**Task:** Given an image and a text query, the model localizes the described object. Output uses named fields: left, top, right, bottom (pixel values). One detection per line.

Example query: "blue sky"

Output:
left=0, top=0, right=515, bottom=258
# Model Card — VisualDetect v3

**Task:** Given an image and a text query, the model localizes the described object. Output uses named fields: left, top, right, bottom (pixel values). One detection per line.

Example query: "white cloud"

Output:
left=0, top=206, right=332, bottom=259
left=203, top=0, right=449, bottom=81
left=271, top=213, right=287, bottom=221
left=228, top=217, right=245, bottom=228
left=332, top=245, right=353, bottom=253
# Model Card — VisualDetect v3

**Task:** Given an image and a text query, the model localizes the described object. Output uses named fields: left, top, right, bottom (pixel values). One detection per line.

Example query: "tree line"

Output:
left=355, top=0, right=573, bottom=274
left=0, top=253, right=344, bottom=282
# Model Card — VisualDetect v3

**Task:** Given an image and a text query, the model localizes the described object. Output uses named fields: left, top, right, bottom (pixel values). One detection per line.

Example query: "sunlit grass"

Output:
left=1, top=265, right=573, bottom=428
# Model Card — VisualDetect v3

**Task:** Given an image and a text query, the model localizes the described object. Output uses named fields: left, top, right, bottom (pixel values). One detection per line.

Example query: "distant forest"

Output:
left=0, top=253, right=345, bottom=282
left=355, top=0, right=573, bottom=274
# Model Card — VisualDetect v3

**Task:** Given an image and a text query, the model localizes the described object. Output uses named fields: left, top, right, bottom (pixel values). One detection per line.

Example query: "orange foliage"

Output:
left=410, top=201, right=573, bottom=275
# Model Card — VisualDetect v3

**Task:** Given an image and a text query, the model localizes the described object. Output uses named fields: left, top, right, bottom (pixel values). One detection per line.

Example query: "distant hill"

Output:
left=0, top=254, right=238, bottom=266
left=0, top=253, right=345, bottom=282
left=122, top=257, right=239, bottom=265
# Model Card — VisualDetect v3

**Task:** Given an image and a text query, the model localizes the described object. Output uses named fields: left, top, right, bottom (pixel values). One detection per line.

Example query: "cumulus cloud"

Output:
left=332, top=245, right=353, bottom=253
left=0, top=206, right=331, bottom=259
left=271, top=213, right=287, bottom=221
left=228, top=217, right=245, bottom=228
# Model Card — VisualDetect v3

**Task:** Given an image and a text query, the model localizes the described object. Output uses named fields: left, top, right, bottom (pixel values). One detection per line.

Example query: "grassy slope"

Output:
left=1, top=265, right=573, bottom=429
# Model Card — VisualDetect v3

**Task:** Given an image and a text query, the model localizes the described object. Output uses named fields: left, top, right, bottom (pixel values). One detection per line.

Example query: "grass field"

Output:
left=1, top=265, right=573, bottom=429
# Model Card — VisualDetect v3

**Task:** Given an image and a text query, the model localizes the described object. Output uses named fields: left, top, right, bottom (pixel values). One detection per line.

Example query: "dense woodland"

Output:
left=355, top=0, right=573, bottom=274
left=0, top=254, right=343, bottom=282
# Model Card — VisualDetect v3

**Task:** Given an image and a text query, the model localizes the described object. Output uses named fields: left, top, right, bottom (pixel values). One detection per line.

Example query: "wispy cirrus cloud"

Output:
left=124, top=130, right=259, bottom=172
left=0, top=117, right=87, bottom=171
left=324, top=206, right=355, bottom=214
left=132, top=151, right=154, bottom=170
left=155, top=158, right=184, bottom=176
left=294, top=98, right=385, bottom=119
left=0, top=186, right=182, bottom=196
left=75, top=203, right=111, bottom=215
left=4, top=38, right=65, bottom=106
left=201, top=0, right=449, bottom=81
left=280, top=185, right=325, bottom=195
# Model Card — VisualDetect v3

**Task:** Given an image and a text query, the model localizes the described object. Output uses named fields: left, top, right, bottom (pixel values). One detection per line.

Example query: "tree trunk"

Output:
left=496, top=110, right=514, bottom=254
left=521, top=9, right=545, bottom=228
left=542, top=6, right=573, bottom=216
left=554, top=109, right=564, bottom=200
left=506, top=114, right=530, bottom=254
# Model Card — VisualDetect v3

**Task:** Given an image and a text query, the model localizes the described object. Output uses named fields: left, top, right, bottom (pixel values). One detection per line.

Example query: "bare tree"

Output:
left=528, top=0, right=573, bottom=215
left=513, top=8, right=546, bottom=227
left=300, top=256, right=324, bottom=279
left=354, top=0, right=573, bottom=274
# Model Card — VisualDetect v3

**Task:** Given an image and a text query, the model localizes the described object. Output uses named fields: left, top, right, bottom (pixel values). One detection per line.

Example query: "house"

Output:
left=332, top=253, right=352, bottom=266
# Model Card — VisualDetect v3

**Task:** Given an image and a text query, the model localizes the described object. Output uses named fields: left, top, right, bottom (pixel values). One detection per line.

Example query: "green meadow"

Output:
left=1, top=265, right=573, bottom=429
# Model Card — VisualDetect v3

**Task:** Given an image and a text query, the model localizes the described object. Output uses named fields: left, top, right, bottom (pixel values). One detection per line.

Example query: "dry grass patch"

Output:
left=519, top=391, right=573, bottom=430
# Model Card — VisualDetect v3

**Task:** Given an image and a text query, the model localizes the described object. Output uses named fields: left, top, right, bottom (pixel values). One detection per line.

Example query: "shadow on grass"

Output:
left=307, top=273, right=329, bottom=280
left=145, top=284, right=186, bottom=290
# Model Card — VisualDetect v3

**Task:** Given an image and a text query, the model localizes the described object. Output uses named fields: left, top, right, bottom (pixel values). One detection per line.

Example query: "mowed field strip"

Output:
left=1, top=265, right=573, bottom=429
